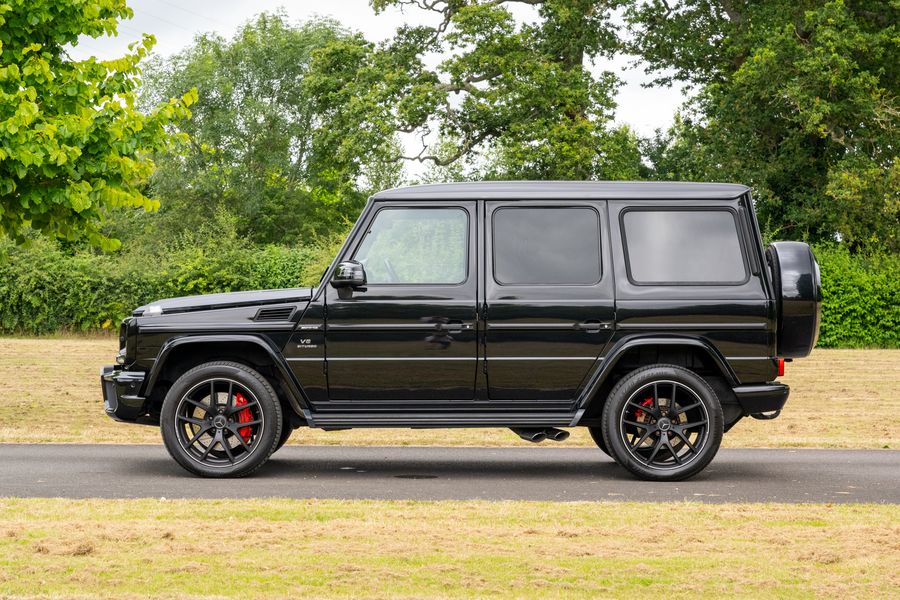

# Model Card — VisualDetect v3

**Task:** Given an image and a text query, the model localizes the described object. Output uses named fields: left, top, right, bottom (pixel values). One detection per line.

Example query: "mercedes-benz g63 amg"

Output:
left=102, top=182, right=821, bottom=481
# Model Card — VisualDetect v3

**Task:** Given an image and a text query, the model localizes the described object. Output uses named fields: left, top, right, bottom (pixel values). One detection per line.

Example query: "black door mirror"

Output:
left=331, top=260, right=367, bottom=292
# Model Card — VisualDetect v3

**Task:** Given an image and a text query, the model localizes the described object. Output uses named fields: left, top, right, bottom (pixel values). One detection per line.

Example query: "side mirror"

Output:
left=330, top=260, right=367, bottom=291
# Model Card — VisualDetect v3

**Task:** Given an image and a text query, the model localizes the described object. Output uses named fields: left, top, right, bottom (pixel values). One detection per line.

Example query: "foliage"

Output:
left=0, top=0, right=195, bottom=250
left=0, top=211, right=341, bottom=334
left=133, top=12, right=398, bottom=247
left=306, top=0, right=642, bottom=181
left=629, top=0, right=900, bottom=252
left=813, top=244, right=900, bottom=348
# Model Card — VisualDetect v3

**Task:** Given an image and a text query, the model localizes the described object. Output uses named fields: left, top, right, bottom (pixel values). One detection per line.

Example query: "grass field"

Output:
left=0, top=498, right=896, bottom=598
left=0, top=337, right=897, bottom=448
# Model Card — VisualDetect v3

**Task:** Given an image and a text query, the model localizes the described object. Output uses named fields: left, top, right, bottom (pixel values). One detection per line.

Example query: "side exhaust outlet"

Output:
left=543, top=427, right=570, bottom=442
left=510, top=428, right=547, bottom=443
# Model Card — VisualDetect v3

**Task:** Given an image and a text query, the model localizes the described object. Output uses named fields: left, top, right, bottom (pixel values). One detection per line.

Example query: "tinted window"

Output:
left=354, top=208, right=468, bottom=284
left=622, top=209, right=747, bottom=284
left=493, top=207, right=601, bottom=285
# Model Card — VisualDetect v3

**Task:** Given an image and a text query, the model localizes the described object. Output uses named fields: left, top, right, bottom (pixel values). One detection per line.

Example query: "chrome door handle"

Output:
left=576, top=320, right=612, bottom=332
left=438, top=320, right=472, bottom=333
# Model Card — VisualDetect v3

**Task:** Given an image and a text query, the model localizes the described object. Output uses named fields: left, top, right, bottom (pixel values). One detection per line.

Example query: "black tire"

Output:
left=160, top=361, right=282, bottom=478
left=273, top=417, right=293, bottom=453
left=587, top=426, right=611, bottom=457
left=601, top=364, right=723, bottom=481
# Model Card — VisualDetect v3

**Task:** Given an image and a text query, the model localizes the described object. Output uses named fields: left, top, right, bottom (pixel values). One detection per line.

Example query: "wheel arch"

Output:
left=144, top=335, right=309, bottom=419
left=575, top=335, right=738, bottom=424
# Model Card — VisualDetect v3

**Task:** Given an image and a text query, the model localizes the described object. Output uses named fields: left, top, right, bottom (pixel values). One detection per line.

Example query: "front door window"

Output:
left=354, top=208, right=468, bottom=285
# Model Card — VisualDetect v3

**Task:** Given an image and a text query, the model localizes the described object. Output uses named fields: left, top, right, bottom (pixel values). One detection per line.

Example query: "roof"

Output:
left=371, top=181, right=750, bottom=201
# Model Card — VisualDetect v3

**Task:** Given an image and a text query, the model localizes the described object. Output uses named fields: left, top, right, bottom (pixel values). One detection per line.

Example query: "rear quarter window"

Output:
left=621, top=208, right=748, bottom=285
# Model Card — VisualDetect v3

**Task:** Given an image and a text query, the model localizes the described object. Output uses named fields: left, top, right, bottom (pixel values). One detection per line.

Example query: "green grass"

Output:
left=0, top=499, right=897, bottom=599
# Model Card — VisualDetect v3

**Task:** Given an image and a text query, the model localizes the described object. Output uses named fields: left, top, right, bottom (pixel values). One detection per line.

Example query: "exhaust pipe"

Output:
left=510, top=428, right=547, bottom=443
left=543, top=427, right=570, bottom=442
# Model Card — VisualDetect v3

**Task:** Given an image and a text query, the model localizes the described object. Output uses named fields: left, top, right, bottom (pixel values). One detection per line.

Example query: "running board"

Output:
left=309, top=412, right=578, bottom=428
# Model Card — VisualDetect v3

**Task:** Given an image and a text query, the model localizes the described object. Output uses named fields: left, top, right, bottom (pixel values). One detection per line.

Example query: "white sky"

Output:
left=70, top=0, right=688, bottom=155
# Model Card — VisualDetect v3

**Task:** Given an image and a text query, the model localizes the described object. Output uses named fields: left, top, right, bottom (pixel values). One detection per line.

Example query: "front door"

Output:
left=325, top=202, right=478, bottom=401
left=484, top=201, right=615, bottom=400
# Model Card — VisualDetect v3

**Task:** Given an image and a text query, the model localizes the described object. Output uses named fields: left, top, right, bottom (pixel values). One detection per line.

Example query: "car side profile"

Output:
left=102, top=181, right=822, bottom=481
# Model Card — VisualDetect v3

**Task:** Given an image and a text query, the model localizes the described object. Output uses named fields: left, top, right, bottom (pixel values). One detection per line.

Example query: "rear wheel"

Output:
left=587, top=426, right=611, bottom=457
left=601, top=364, right=723, bottom=481
left=160, top=361, right=282, bottom=478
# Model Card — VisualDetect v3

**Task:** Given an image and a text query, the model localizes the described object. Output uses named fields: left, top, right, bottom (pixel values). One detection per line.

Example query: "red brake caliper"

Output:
left=234, top=392, right=253, bottom=443
left=634, top=397, right=654, bottom=420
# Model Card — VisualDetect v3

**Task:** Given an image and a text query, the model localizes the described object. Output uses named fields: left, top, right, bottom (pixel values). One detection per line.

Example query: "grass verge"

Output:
left=0, top=498, right=897, bottom=599
left=0, top=337, right=897, bottom=448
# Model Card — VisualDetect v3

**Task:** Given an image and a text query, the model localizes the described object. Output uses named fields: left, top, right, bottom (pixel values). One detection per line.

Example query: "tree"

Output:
left=0, top=0, right=194, bottom=250
left=629, top=1, right=899, bottom=251
left=306, top=0, right=641, bottom=182
left=138, top=13, right=398, bottom=245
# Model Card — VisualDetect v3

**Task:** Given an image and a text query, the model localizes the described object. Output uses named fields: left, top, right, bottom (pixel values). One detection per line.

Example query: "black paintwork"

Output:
left=102, top=181, right=820, bottom=430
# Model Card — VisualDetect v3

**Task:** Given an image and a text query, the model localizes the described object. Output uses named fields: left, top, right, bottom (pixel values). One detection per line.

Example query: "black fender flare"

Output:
left=143, top=334, right=310, bottom=418
left=573, top=335, right=739, bottom=422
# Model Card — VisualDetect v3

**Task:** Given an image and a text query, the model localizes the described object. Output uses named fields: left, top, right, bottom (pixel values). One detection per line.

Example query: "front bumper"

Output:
left=101, top=366, right=147, bottom=422
left=733, top=383, right=790, bottom=415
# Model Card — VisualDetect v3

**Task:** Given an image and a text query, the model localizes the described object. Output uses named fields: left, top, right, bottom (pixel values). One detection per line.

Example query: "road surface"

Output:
left=1, top=444, right=896, bottom=503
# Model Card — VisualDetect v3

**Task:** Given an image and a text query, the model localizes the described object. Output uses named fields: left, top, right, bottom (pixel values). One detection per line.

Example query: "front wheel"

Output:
left=601, top=365, right=723, bottom=481
left=273, top=417, right=294, bottom=453
left=160, top=361, right=282, bottom=478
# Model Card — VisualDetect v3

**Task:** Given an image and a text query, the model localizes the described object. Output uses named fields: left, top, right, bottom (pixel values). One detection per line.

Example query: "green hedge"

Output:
left=0, top=227, right=340, bottom=334
left=0, top=236, right=897, bottom=347
left=813, top=245, right=900, bottom=348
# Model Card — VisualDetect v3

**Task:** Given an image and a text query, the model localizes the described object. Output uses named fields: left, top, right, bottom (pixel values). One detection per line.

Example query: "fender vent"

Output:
left=254, top=306, right=295, bottom=322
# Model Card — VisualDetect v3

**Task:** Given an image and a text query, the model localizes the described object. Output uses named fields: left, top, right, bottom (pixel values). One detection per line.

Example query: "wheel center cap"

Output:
left=213, top=415, right=227, bottom=429
left=657, top=418, right=672, bottom=432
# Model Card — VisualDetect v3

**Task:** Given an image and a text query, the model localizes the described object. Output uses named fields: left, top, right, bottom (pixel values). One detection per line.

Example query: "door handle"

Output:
left=576, top=320, right=611, bottom=332
left=437, top=320, right=472, bottom=333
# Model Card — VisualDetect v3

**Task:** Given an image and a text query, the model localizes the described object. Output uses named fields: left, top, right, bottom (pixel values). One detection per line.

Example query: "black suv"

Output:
left=102, top=182, right=821, bottom=481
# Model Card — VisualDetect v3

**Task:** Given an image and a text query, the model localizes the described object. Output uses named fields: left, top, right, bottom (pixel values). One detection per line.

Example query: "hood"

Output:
left=133, top=287, right=315, bottom=316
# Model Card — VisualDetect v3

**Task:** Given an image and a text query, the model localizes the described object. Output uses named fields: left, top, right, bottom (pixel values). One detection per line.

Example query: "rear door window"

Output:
left=492, top=207, right=601, bottom=285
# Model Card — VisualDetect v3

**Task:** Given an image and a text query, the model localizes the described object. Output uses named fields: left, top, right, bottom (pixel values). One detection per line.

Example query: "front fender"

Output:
left=143, top=334, right=309, bottom=418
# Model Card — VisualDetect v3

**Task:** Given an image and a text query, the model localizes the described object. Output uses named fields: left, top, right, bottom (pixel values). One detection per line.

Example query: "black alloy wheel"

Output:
left=601, top=365, right=723, bottom=481
left=161, top=361, right=282, bottom=477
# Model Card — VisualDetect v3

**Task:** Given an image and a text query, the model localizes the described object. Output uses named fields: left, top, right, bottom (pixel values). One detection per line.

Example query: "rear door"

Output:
left=483, top=201, right=615, bottom=400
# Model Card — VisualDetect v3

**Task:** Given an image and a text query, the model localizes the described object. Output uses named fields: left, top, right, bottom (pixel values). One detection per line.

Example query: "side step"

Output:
left=310, top=411, right=578, bottom=428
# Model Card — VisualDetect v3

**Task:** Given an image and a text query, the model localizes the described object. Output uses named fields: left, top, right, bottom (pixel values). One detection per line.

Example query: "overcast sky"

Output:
left=70, top=0, right=688, bottom=143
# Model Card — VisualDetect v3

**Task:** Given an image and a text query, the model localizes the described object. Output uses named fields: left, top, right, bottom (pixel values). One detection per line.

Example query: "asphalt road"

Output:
left=0, top=444, right=897, bottom=503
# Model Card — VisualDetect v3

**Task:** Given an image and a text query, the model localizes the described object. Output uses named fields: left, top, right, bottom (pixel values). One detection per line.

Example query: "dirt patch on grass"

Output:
left=0, top=338, right=896, bottom=448
left=0, top=498, right=896, bottom=598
